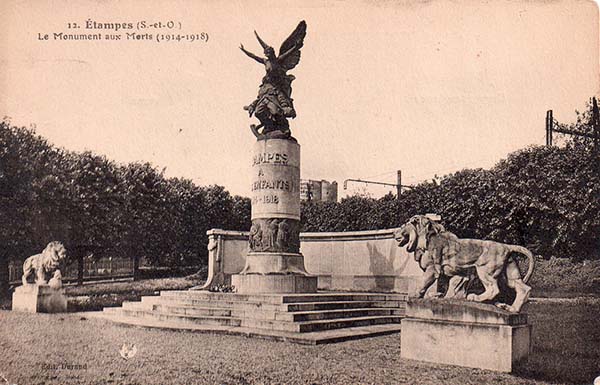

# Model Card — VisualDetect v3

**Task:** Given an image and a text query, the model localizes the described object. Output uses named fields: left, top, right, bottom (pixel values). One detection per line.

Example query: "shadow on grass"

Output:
left=514, top=300, right=600, bottom=385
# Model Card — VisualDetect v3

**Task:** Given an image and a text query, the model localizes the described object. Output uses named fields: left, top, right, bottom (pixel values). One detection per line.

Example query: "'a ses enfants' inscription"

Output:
left=251, top=140, right=300, bottom=220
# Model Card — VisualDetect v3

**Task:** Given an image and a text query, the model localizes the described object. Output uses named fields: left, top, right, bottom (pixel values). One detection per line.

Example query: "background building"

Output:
left=300, top=179, right=338, bottom=202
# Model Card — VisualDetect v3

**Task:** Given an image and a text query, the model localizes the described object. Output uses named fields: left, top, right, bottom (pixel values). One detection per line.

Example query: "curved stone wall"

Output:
left=200, top=228, right=422, bottom=293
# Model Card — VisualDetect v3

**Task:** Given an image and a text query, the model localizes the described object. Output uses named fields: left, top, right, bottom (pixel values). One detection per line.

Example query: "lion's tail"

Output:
left=508, top=245, right=536, bottom=283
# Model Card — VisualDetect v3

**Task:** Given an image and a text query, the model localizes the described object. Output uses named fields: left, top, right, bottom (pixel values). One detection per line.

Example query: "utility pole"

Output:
left=546, top=97, right=600, bottom=154
left=343, top=169, right=412, bottom=200
left=546, top=110, right=553, bottom=146
left=593, top=97, right=599, bottom=154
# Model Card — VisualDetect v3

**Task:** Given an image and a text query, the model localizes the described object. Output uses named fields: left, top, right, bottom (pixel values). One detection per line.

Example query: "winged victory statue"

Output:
left=240, top=21, right=307, bottom=139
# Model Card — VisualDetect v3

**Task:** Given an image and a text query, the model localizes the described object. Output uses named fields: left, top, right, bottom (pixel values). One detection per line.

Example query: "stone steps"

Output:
left=88, top=312, right=404, bottom=345
left=118, top=302, right=402, bottom=321
left=242, top=315, right=403, bottom=333
left=143, top=293, right=406, bottom=312
left=138, top=295, right=405, bottom=312
left=108, top=308, right=243, bottom=327
left=284, top=300, right=405, bottom=311
left=119, top=291, right=406, bottom=309
left=100, top=290, right=408, bottom=343
left=106, top=307, right=401, bottom=333
left=142, top=296, right=283, bottom=311
left=276, top=308, right=402, bottom=322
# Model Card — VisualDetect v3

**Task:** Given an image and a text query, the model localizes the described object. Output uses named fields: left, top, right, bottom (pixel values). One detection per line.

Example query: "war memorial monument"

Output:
left=232, top=20, right=317, bottom=294
left=11, top=20, right=536, bottom=373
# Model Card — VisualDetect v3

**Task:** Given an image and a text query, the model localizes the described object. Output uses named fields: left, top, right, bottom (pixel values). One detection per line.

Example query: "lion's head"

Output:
left=41, top=241, right=67, bottom=270
left=394, top=215, right=445, bottom=254
left=393, top=224, right=416, bottom=251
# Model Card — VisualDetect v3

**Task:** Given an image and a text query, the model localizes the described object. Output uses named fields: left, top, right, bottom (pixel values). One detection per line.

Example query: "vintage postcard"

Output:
left=1, top=1, right=598, bottom=384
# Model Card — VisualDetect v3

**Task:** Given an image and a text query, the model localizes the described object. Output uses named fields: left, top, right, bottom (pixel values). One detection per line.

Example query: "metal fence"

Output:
left=9, top=256, right=134, bottom=284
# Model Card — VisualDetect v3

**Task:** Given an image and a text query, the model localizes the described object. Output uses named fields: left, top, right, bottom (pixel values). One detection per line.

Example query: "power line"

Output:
left=546, top=97, right=600, bottom=152
left=343, top=170, right=410, bottom=199
left=360, top=169, right=398, bottom=181
left=354, top=131, right=553, bottom=189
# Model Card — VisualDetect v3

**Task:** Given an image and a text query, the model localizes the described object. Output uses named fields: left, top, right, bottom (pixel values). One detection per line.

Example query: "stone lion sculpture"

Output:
left=394, top=215, right=535, bottom=312
left=22, top=241, right=67, bottom=287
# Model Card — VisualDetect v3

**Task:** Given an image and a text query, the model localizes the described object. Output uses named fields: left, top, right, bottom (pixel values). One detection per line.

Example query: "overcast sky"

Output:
left=1, top=0, right=598, bottom=198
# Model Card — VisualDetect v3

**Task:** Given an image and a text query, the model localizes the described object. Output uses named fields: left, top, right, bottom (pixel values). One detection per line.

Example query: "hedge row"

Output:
left=301, top=142, right=599, bottom=261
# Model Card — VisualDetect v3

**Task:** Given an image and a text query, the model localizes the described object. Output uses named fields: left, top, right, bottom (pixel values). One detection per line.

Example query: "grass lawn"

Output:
left=0, top=299, right=599, bottom=385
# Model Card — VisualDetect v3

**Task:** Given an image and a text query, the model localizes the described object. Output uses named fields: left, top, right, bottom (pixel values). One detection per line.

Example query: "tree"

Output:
left=0, top=120, right=57, bottom=295
left=0, top=119, right=259, bottom=294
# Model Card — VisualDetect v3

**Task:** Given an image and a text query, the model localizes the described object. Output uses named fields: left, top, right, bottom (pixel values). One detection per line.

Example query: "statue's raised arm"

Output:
left=239, top=44, right=264, bottom=64
left=240, top=21, right=307, bottom=139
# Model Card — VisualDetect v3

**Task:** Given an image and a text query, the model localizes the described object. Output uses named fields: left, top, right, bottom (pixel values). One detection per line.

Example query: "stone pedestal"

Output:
left=400, top=298, right=531, bottom=372
left=232, top=137, right=317, bottom=294
left=12, top=284, right=67, bottom=313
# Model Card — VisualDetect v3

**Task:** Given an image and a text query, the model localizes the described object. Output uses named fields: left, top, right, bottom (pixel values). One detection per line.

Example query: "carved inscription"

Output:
left=251, top=179, right=297, bottom=192
left=251, top=151, right=298, bottom=207
left=253, top=152, right=289, bottom=166
left=251, top=139, right=301, bottom=220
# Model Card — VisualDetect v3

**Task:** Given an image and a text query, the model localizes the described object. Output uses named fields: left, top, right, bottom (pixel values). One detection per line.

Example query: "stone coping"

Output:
left=206, top=229, right=248, bottom=239
left=207, top=228, right=401, bottom=241
left=14, top=283, right=65, bottom=294
left=171, top=290, right=407, bottom=301
left=13, top=283, right=68, bottom=313
left=406, top=298, right=528, bottom=326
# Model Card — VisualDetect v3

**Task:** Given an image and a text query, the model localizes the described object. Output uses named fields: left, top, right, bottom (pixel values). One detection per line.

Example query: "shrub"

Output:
left=301, top=146, right=599, bottom=261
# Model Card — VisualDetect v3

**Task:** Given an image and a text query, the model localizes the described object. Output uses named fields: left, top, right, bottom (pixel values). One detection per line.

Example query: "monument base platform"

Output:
left=97, top=290, right=407, bottom=344
left=232, top=273, right=317, bottom=294
left=401, top=298, right=531, bottom=372
left=241, top=252, right=310, bottom=275
left=12, top=284, right=67, bottom=313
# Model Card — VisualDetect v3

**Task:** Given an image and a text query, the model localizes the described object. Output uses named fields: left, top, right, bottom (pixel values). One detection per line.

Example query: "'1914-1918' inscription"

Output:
left=37, top=19, right=208, bottom=44
left=252, top=195, right=279, bottom=205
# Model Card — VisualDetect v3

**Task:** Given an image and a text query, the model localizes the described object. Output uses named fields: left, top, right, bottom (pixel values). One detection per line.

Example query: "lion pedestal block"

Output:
left=401, top=298, right=531, bottom=372
left=12, top=284, right=67, bottom=313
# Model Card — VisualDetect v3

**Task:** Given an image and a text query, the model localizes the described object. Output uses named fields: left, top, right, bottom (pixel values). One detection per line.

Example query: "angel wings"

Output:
left=240, top=20, right=307, bottom=73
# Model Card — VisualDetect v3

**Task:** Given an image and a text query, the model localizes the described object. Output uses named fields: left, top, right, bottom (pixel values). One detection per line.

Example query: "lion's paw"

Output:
left=466, top=294, right=476, bottom=301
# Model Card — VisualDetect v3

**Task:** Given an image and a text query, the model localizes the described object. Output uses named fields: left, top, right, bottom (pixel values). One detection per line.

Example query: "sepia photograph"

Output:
left=0, top=0, right=599, bottom=384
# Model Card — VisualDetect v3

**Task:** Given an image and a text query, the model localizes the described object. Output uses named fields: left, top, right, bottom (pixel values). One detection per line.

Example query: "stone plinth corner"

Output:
left=12, top=284, right=67, bottom=313
left=401, top=298, right=531, bottom=372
